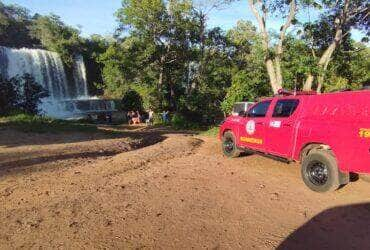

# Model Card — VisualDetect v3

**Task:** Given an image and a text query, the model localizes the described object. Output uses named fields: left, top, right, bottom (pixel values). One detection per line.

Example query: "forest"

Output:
left=0, top=0, right=369, bottom=124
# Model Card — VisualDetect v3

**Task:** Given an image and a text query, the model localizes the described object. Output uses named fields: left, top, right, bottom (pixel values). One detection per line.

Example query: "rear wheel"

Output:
left=301, top=149, right=349, bottom=192
left=222, top=131, right=240, bottom=158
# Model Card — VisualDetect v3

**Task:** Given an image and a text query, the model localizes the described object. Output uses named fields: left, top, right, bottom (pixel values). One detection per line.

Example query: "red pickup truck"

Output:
left=219, top=89, right=370, bottom=192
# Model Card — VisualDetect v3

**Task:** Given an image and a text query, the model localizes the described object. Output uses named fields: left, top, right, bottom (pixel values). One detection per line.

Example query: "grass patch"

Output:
left=199, top=126, right=219, bottom=137
left=0, top=113, right=100, bottom=133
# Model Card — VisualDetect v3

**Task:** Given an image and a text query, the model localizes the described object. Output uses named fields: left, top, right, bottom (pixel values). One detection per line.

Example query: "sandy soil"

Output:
left=0, top=126, right=369, bottom=249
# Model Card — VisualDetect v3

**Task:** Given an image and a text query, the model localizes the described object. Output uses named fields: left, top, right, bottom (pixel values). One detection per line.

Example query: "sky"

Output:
left=2, top=0, right=365, bottom=40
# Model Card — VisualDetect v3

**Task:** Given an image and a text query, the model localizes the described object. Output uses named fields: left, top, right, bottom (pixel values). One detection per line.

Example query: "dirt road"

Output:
left=1, top=126, right=369, bottom=249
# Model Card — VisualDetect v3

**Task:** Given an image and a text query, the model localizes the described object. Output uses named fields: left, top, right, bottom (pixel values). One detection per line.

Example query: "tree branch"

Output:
left=248, top=0, right=269, bottom=50
left=277, top=0, right=296, bottom=56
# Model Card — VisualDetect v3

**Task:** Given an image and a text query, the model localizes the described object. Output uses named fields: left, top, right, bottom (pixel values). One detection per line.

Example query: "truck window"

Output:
left=272, top=99, right=299, bottom=117
left=233, top=103, right=246, bottom=114
left=248, top=101, right=271, bottom=117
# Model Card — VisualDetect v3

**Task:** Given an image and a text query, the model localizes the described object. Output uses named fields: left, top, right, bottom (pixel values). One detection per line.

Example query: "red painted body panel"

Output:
left=220, top=90, right=370, bottom=174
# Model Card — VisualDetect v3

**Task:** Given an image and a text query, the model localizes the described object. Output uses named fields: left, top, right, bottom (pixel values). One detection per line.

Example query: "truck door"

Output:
left=266, top=99, right=300, bottom=158
left=238, top=100, right=271, bottom=152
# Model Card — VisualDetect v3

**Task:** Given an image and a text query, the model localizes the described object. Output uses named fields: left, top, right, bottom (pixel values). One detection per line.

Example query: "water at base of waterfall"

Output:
left=0, top=46, right=115, bottom=119
left=39, top=97, right=116, bottom=119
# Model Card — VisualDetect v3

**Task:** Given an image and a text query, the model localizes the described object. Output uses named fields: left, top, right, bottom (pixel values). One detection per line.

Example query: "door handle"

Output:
left=282, top=123, right=292, bottom=127
left=256, top=122, right=264, bottom=125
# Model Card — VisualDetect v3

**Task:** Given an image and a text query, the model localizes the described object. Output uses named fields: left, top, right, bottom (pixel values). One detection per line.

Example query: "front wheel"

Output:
left=221, top=131, right=241, bottom=158
left=301, top=149, right=349, bottom=192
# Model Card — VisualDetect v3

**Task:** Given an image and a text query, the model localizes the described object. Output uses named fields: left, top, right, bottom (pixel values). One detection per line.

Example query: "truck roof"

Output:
left=274, top=89, right=369, bottom=99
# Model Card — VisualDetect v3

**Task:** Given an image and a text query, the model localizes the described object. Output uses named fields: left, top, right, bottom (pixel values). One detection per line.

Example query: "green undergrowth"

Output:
left=0, top=113, right=102, bottom=133
left=199, top=126, right=219, bottom=137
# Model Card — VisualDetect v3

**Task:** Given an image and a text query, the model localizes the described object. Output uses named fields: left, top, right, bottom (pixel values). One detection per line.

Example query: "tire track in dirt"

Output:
left=0, top=129, right=369, bottom=249
left=0, top=133, right=203, bottom=249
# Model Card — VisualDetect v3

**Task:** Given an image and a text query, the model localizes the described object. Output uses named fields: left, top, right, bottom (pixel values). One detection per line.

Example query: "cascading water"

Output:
left=73, top=54, right=89, bottom=98
left=0, top=46, right=115, bottom=119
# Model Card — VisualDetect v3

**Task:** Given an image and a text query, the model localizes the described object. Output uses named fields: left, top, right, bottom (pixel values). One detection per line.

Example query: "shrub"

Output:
left=17, top=74, right=49, bottom=114
left=0, top=75, right=18, bottom=115
left=171, top=113, right=199, bottom=129
left=0, top=112, right=99, bottom=133
left=0, top=74, right=49, bottom=115
left=121, top=89, right=143, bottom=111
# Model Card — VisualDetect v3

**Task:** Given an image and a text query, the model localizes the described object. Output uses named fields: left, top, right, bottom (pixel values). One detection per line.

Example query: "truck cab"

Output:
left=219, top=89, right=370, bottom=192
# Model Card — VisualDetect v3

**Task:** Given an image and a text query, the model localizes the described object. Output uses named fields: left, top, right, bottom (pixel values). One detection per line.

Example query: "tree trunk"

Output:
left=266, top=59, right=279, bottom=94
left=248, top=0, right=296, bottom=94
left=274, top=0, right=296, bottom=91
left=158, top=55, right=165, bottom=109
left=194, top=12, right=206, bottom=92
left=274, top=57, right=283, bottom=90
left=316, top=57, right=331, bottom=93
left=303, top=0, right=349, bottom=91
left=303, top=74, right=314, bottom=91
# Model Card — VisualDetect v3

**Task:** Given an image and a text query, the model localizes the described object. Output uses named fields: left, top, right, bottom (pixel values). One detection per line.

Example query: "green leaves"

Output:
left=29, top=14, right=83, bottom=66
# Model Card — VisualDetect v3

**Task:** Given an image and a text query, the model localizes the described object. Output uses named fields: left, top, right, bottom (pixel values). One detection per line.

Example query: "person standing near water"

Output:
left=162, top=110, right=169, bottom=123
left=146, top=109, right=154, bottom=125
left=127, top=111, right=133, bottom=125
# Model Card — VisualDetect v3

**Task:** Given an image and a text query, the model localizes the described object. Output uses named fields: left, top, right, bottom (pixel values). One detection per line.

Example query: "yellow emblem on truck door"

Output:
left=240, top=137, right=263, bottom=144
left=359, top=128, right=370, bottom=138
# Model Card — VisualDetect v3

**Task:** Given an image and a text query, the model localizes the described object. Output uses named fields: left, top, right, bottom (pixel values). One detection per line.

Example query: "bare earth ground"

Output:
left=0, top=125, right=369, bottom=249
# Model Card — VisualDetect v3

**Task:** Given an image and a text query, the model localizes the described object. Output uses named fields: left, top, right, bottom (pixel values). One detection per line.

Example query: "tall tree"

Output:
left=0, top=2, right=37, bottom=47
left=222, top=20, right=270, bottom=113
left=116, top=0, right=169, bottom=108
left=248, top=0, right=297, bottom=94
left=303, top=0, right=369, bottom=92
left=30, top=14, right=83, bottom=65
left=191, top=0, right=235, bottom=91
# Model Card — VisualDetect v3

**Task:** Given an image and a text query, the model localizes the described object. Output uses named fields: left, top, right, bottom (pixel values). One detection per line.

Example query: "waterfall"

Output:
left=73, top=54, right=89, bottom=98
left=0, top=46, right=115, bottom=119
left=1, top=47, right=69, bottom=99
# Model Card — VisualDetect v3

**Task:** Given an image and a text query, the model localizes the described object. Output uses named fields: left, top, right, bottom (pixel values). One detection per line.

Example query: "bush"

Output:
left=121, top=89, right=143, bottom=111
left=17, top=74, right=49, bottom=114
left=0, top=75, right=18, bottom=115
left=0, top=74, right=48, bottom=115
left=0, top=112, right=100, bottom=133
left=171, top=113, right=199, bottom=129
left=200, top=126, right=219, bottom=137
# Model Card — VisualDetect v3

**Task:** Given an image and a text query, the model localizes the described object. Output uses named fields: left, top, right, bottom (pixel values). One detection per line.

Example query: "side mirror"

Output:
left=238, top=111, right=247, bottom=117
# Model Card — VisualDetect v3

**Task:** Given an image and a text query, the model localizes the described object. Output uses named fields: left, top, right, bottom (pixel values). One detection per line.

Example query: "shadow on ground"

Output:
left=0, top=125, right=197, bottom=177
left=278, top=203, right=370, bottom=249
left=0, top=125, right=196, bottom=148
left=0, top=150, right=119, bottom=176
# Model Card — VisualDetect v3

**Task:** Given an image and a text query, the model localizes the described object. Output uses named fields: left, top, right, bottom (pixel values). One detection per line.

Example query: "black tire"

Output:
left=301, top=149, right=349, bottom=192
left=221, top=131, right=241, bottom=158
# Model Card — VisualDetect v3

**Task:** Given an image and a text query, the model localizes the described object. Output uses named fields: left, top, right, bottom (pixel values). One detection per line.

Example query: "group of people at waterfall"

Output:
left=126, top=109, right=170, bottom=125
left=127, top=109, right=154, bottom=125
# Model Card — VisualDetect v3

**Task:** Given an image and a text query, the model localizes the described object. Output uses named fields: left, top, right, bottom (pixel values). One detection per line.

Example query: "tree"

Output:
left=0, top=2, right=37, bottom=47
left=222, top=21, right=270, bottom=113
left=121, top=89, right=143, bottom=111
left=114, top=0, right=201, bottom=110
left=0, top=73, right=48, bottom=115
left=282, top=36, right=317, bottom=90
left=248, top=0, right=297, bottom=94
left=115, top=0, right=168, bottom=104
left=82, top=34, right=111, bottom=95
left=303, top=0, right=369, bottom=92
left=17, top=74, right=49, bottom=114
left=0, top=74, right=18, bottom=115
left=191, top=0, right=235, bottom=91
left=30, top=14, right=83, bottom=65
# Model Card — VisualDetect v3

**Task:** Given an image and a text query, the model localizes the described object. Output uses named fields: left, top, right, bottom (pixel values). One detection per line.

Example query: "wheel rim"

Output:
left=307, top=160, right=329, bottom=186
left=223, top=138, right=234, bottom=154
